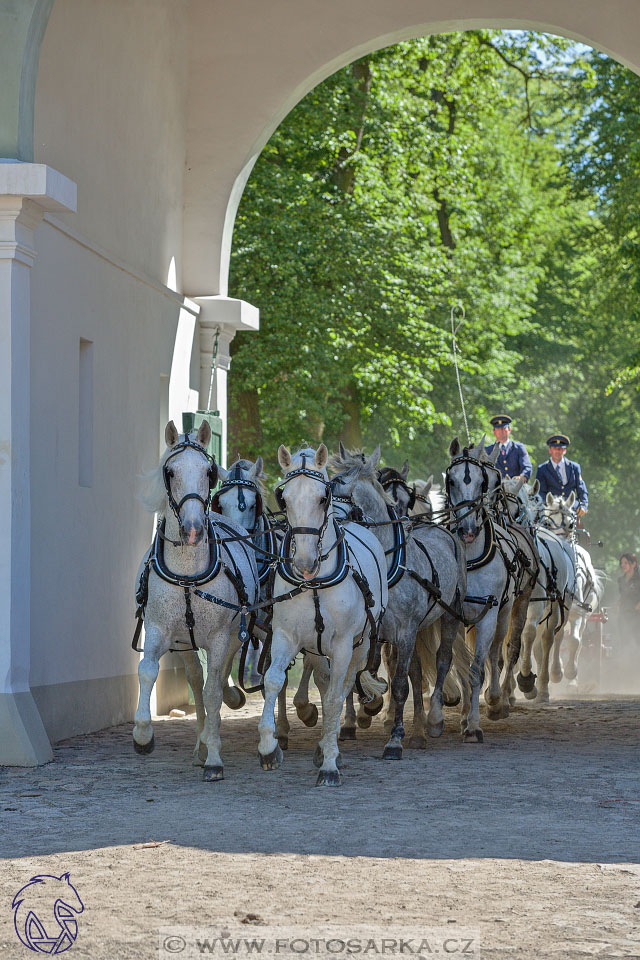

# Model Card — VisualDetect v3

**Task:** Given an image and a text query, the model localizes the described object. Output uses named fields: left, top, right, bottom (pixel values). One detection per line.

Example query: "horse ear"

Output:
left=339, top=440, right=347, bottom=459
left=314, top=444, right=328, bottom=469
left=532, top=479, right=540, bottom=495
left=165, top=420, right=179, bottom=448
left=567, top=491, right=576, bottom=507
left=449, top=437, right=460, bottom=458
left=488, top=444, right=500, bottom=464
left=369, top=444, right=382, bottom=469
left=546, top=492, right=554, bottom=506
left=197, top=419, right=211, bottom=447
left=425, top=475, right=433, bottom=494
left=513, top=476, right=525, bottom=493
left=278, top=445, right=292, bottom=470
left=473, top=433, right=487, bottom=457
left=400, top=459, right=409, bottom=481
left=249, top=456, right=263, bottom=480
left=217, top=465, right=229, bottom=483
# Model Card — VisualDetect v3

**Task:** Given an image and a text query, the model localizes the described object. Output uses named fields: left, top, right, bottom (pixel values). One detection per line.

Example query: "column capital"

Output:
left=0, top=162, right=77, bottom=267
left=192, top=295, right=259, bottom=334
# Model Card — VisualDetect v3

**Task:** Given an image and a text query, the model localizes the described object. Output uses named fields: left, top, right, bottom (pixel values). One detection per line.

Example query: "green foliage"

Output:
left=229, top=31, right=640, bottom=561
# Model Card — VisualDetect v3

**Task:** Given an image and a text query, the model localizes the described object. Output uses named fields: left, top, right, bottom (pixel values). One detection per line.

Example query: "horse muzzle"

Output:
left=180, top=522, right=205, bottom=546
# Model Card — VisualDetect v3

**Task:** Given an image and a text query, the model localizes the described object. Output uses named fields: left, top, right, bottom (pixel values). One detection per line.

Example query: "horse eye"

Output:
left=167, top=469, right=174, bottom=479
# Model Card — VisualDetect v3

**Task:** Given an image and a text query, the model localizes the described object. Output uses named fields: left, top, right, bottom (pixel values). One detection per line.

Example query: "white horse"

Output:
left=514, top=486, right=576, bottom=702
left=257, top=445, right=388, bottom=786
left=542, top=493, right=604, bottom=686
left=134, top=421, right=259, bottom=780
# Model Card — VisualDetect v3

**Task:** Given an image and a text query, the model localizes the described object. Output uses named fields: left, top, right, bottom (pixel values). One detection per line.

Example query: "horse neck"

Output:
left=162, top=508, right=212, bottom=577
left=353, top=480, right=394, bottom=551
left=463, top=517, right=490, bottom=564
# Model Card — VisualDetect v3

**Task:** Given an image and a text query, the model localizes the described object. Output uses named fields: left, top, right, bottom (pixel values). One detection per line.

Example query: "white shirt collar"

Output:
left=550, top=457, right=567, bottom=483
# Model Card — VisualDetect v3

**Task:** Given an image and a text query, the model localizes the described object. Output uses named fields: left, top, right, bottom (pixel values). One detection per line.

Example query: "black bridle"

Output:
left=163, top=434, right=218, bottom=525
left=378, top=469, right=416, bottom=514
left=274, top=456, right=333, bottom=555
left=211, top=467, right=264, bottom=533
left=445, top=451, right=502, bottom=531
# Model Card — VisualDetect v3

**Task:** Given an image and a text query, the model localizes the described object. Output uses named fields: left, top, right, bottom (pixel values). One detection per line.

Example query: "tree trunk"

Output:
left=228, top=386, right=263, bottom=460
left=333, top=59, right=372, bottom=194
left=340, top=382, right=363, bottom=449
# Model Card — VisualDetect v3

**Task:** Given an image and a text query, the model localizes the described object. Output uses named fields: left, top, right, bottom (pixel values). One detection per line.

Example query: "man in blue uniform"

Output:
left=485, top=415, right=532, bottom=480
left=535, top=434, right=588, bottom=516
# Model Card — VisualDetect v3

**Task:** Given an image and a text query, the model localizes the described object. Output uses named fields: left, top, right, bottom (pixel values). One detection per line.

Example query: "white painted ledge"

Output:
left=0, top=160, right=77, bottom=213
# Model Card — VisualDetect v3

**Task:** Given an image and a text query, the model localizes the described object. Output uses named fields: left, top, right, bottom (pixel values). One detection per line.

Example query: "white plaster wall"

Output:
left=27, top=0, right=194, bottom=738
left=34, top=0, right=189, bottom=291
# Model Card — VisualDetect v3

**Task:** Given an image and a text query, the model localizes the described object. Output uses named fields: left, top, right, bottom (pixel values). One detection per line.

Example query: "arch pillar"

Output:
left=0, top=160, right=76, bottom=765
left=193, top=296, right=259, bottom=467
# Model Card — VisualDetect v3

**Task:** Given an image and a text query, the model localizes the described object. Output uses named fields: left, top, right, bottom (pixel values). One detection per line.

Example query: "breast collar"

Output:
left=255, top=513, right=277, bottom=585
left=386, top=504, right=407, bottom=587
left=150, top=517, right=221, bottom=587
left=465, top=518, right=496, bottom=571
left=277, top=518, right=348, bottom=588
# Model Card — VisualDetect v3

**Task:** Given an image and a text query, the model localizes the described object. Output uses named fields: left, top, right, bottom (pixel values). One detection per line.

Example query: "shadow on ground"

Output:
left=1, top=697, right=638, bottom=863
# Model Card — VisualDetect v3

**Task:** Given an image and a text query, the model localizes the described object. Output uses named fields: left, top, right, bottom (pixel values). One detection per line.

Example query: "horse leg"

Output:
left=485, top=606, right=511, bottom=718
left=427, top=614, right=457, bottom=739
left=464, top=613, right=497, bottom=742
left=276, top=672, right=290, bottom=750
left=315, top=645, right=351, bottom=786
left=563, top=615, right=582, bottom=682
left=406, top=650, right=428, bottom=749
left=293, top=655, right=318, bottom=727
left=498, top=596, right=529, bottom=719
left=340, top=690, right=357, bottom=741
left=258, top=629, right=295, bottom=770
left=380, top=643, right=396, bottom=735
left=181, top=650, right=207, bottom=764
left=200, top=643, right=226, bottom=781
left=536, top=606, right=559, bottom=703
left=133, top=626, right=163, bottom=754
left=382, top=639, right=413, bottom=760
left=517, top=608, right=540, bottom=700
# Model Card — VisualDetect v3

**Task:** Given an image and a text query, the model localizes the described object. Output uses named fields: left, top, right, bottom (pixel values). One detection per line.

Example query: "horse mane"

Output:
left=138, top=445, right=174, bottom=516
left=414, top=477, right=446, bottom=514
left=329, top=447, right=395, bottom=504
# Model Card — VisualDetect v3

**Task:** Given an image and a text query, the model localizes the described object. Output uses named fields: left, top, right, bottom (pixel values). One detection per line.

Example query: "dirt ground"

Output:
left=1, top=694, right=639, bottom=959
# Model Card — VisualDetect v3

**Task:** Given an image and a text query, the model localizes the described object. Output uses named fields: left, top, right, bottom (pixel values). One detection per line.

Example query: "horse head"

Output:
left=543, top=491, right=576, bottom=537
left=276, top=444, right=331, bottom=580
left=377, top=459, right=416, bottom=516
left=159, top=420, right=216, bottom=546
left=446, top=435, right=495, bottom=543
left=213, top=457, right=265, bottom=531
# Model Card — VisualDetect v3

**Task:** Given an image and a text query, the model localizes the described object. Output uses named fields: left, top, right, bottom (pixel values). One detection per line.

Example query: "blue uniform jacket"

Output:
left=485, top=439, right=532, bottom=480
left=536, top=458, right=588, bottom=511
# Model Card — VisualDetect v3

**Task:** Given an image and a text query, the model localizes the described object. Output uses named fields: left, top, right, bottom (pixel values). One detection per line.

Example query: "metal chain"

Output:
left=206, top=325, right=221, bottom=412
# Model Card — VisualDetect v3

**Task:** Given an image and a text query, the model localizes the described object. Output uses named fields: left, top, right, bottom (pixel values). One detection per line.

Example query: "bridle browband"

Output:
left=163, top=433, right=218, bottom=528
left=378, top=470, right=416, bottom=514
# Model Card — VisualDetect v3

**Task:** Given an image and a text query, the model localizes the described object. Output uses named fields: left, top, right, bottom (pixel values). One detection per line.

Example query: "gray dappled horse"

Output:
left=332, top=446, right=466, bottom=756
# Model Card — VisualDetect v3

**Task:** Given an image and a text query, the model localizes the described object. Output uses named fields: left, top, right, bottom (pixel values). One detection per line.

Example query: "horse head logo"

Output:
left=12, top=873, right=84, bottom=954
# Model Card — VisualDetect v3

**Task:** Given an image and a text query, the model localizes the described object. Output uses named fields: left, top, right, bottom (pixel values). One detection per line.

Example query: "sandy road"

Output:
left=1, top=696, right=639, bottom=959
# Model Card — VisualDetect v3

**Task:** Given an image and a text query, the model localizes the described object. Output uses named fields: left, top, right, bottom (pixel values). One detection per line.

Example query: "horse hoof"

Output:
left=296, top=703, right=318, bottom=727
left=463, top=729, right=483, bottom=743
left=382, top=743, right=403, bottom=760
left=407, top=735, right=428, bottom=749
left=427, top=720, right=445, bottom=739
left=203, top=765, right=224, bottom=782
left=339, top=726, right=357, bottom=741
left=316, top=769, right=342, bottom=787
left=259, top=745, right=283, bottom=770
left=133, top=734, right=154, bottom=755
left=277, top=736, right=289, bottom=751
left=524, top=686, right=538, bottom=700
left=501, top=704, right=510, bottom=719
left=356, top=714, right=372, bottom=729
left=223, top=686, right=246, bottom=710
left=487, top=706, right=503, bottom=721
left=443, top=693, right=461, bottom=707
left=363, top=695, right=384, bottom=717
left=517, top=671, right=537, bottom=694
left=550, top=666, right=563, bottom=683
left=535, top=692, right=550, bottom=705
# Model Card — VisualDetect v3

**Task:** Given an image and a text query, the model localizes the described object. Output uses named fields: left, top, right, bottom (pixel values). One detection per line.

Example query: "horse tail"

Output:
left=356, top=669, right=388, bottom=702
